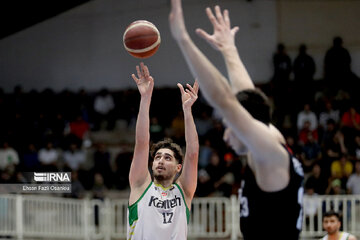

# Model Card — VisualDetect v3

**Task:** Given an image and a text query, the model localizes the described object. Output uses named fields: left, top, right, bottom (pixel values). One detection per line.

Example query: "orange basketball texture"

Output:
left=123, top=20, right=161, bottom=59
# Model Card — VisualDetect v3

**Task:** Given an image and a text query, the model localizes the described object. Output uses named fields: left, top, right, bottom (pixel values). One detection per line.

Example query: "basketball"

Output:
left=123, top=20, right=161, bottom=59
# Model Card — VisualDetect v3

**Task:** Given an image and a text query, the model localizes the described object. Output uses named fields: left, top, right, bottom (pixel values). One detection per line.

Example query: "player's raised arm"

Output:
left=169, top=0, right=289, bottom=191
left=169, top=0, right=266, bottom=149
left=177, top=81, right=199, bottom=207
left=195, top=5, right=254, bottom=92
left=129, top=63, right=153, bottom=197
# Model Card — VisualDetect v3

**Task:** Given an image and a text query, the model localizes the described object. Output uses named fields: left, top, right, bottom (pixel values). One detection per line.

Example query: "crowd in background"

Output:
left=1, top=37, right=360, bottom=204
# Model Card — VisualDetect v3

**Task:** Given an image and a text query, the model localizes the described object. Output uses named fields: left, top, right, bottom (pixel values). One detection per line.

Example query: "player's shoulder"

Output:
left=348, top=233, right=357, bottom=240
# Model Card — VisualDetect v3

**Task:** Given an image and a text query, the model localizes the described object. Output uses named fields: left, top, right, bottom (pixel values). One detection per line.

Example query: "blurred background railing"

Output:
left=1, top=194, right=359, bottom=240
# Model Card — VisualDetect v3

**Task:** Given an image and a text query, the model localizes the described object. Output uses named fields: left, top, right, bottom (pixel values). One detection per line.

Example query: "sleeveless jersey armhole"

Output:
left=174, top=183, right=190, bottom=224
left=128, top=182, right=153, bottom=226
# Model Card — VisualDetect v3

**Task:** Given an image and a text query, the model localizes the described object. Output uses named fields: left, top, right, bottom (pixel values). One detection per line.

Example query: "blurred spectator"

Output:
left=326, top=178, right=346, bottom=195
left=272, top=43, right=292, bottom=86
left=318, top=101, right=340, bottom=129
left=38, top=141, right=59, bottom=172
left=320, top=119, right=337, bottom=148
left=352, top=135, right=360, bottom=160
left=93, top=143, right=113, bottom=189
left=0, top=140, right=19, bottom=172
left=205, top=150, right=227, bottom=196
left=303, top=182, right=321, bottom=230
left=93, top=88, right=115, bottom=131
left=196, top=168, right=212, bottom=197
left=194, top=110, right=213, bottom=141
left=298, top=121, right=319, bottom=146
left=340, top=105, right=360, bottom=130
left=198, top=139, right=213, bottom=169
left=149, top=117, right=164, bottom=142
left=76, top=88, right=92, bottom=123
left=271, top=43, right=292, bottom=124
left=21, top=143, right=39, bottom=172
left=305, top=163, right=328, bottom=195
left=64, top=171, right=85, bottom=199
left=113, top=151, right=132, bottom=190
left=285, top=135, right=302, bottom=159
left=67, top=114, right=90, bottom=141
left=168, top=110, right=185, bottom=146
left=63, top=143, right=86, bottom=172
left=300, top=131, right=322, bottom=174
left=293, top=44, right=316, bottom=104
left=340, top=105, right=360, bottom=148
left=324, top=37, right=352, bottom=91
left=10, top=85, right=26, bottom=114
left=346, top=160, right=360, bottom=195
left=49, top=112, right=67, bottom=147
left=92, top=173, right=107, bottom=227
left=297, top=103, right=318, bottom=132
left=323, top=130, right=347, bottom=161
left=331, top=154, right=353, bottom=190
left=56, top=89, right=77, bottom=122
left=205, top=120, right=227, bottom=156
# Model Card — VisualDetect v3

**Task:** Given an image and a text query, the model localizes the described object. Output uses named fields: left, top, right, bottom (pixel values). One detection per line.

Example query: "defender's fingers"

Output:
left=215, top=5, right=225, bottom=25
left=206, top=7, right=219, bottom=29
left=224, top=9, right=230, bottom=27
left=231, top=26, right=239, bottom=35
left=196, top=28, right=211, bottom=41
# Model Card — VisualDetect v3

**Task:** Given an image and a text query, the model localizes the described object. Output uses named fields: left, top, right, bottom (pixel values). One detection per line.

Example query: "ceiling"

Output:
left=0, top=0, right=90, bottom=40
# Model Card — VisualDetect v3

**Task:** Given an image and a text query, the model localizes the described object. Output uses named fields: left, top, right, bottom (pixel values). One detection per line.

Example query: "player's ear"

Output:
left=176, top=163, right=182, bottom=172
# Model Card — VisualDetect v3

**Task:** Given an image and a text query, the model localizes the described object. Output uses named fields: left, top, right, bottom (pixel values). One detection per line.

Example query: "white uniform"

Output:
left=127, top=182, right=190, bottom=240
left=321, top=231, right=351, bottom=240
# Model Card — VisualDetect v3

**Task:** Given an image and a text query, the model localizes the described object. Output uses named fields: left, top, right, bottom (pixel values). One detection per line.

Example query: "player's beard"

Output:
left=153, top=171, right=173, bottom=182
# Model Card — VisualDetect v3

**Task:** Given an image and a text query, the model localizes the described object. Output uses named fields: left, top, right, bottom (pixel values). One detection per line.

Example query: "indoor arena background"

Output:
left=1, top=0, right=360, bottom=239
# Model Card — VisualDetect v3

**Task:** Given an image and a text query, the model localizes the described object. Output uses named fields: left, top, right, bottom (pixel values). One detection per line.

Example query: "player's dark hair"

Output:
left=235, top=89, right=271, bottom=125
left=150, top=138, right=184, bottom=165
left=323, top=210, right=340, bottom=221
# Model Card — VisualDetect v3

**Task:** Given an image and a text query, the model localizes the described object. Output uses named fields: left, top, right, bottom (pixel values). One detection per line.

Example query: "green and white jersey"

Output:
left=321, top=231, right=351, bottom=240
left=127, top=182, right=190, bottom=240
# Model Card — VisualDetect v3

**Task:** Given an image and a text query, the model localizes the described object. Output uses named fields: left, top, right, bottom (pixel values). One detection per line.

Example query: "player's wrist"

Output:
left=220, top=45, right=237, bottom=54
left=182, top=105, right=192, bottom=112
left=141, top=94, right=152, bottom=101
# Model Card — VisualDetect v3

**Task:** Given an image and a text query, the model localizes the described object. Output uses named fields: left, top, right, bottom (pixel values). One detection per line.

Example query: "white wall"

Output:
left=0, top=0, right=359, bottom=93
left=0, top=0, right=277, bottom=92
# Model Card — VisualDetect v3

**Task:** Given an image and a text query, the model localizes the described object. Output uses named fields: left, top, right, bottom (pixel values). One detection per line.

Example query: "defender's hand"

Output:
left=195, top=6, right=239, bottom=51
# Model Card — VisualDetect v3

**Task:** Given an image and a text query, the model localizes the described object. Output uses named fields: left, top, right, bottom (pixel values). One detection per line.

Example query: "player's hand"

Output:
left=195, top=6, right=239, bottom=51
left=169, top=0, right=189, bottom=41
left=132, top=62, right=154, bottom=97
left=177, top=80, right=199, bottom=110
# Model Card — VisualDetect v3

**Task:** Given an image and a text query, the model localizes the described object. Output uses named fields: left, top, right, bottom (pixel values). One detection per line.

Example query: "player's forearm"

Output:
left=221, top=46, right=255, bottom=93
left=183, top=108, right=199, bottom=156
left=135, top=96, right=151, bottom=144
left=176, top=36, right=233, bottom=111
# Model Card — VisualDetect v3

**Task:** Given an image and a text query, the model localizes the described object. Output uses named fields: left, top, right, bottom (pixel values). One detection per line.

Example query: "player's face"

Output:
left=152, top=148, right=181, bottom=181
left=223, top=127, right=248, bottom=155
left=323, top=216, right=341, bottom=235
